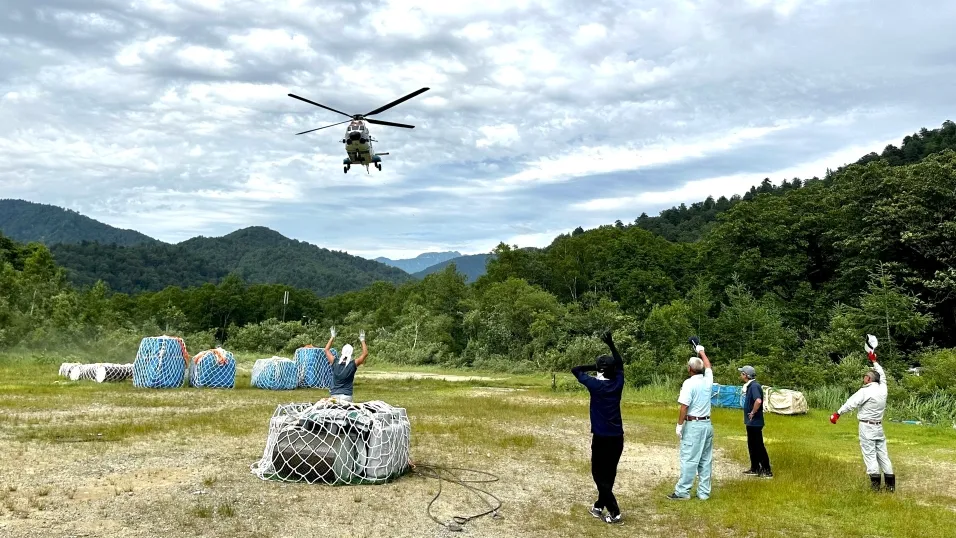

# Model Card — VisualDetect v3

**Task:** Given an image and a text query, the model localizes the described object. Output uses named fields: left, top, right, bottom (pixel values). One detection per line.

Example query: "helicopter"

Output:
left=287, top=87, right=430, bottom=173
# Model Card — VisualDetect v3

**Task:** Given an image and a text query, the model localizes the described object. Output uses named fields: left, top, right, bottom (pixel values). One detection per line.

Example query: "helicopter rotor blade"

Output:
left=363, top=87, right=430, bottom=117
left=295, top=119, right=351, bottom=135
left=288, top=93, right=354, bottom=118
left=366, top=118, right=415, bottom=129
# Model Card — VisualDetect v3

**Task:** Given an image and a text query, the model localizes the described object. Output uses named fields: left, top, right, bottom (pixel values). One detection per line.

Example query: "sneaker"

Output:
left=589, top=506, right=604, bottom=519
left=666, top=493, right=690, bottom=500
left=759, top=471, right=774, bottom=479
left=604, top=513, right=623, bottom=524
left=743, top=469, right=759, bottom=476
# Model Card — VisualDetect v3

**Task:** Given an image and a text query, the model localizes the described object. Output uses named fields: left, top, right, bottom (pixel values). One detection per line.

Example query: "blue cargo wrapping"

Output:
left=711, top=384, right=744, bottom=409
left=252, top=357, right=298, bottom=390
left=295, top=346, right=334, bottom=389
left=189, top=348, right=237, bottom=388
left=133, top=336, right=188, bottom=389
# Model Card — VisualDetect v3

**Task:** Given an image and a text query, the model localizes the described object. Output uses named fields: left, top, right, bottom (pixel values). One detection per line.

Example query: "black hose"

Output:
left=410, top=463, right=503, bottom=531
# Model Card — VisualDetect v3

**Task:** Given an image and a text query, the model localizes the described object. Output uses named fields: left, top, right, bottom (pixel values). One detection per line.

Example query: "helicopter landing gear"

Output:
left=344, top=164, right=350, bottom=173
left=375, top=162, right=381, bottom=171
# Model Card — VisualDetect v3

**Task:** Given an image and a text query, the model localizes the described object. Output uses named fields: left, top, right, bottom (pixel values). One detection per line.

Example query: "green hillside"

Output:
left=0, top=199, right=158, bottom=246
left=48, top=226, right=412, bottom=297
left=633, top=120, right=956, bottom=242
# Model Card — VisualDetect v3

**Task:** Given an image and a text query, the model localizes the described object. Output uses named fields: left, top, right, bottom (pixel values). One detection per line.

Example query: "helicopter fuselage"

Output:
left=342, top=120, right=380, bottom=166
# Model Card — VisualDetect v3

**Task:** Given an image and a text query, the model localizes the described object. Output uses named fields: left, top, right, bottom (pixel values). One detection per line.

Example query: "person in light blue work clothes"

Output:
left=668, top=336, right=714, bottom=500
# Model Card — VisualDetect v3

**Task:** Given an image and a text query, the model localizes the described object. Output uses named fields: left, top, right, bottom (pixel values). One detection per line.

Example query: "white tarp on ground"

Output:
left=761, top=386, right=809, bottom=415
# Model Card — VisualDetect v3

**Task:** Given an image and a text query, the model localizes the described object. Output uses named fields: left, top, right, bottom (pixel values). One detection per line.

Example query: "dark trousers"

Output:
left=591, top=434, right=624, bottom=516
left=746, top=425, right=771, bottom=472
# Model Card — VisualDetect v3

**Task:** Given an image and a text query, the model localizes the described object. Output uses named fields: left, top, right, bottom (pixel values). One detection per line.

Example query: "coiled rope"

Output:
left=410, top=462, right=503, bottom=532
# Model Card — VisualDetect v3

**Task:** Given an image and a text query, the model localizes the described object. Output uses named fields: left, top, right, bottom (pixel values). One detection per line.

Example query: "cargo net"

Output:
left=251, top=356, right=298, bottom=390
left=295, top=346, right=334, bottom=388
left=250, top=399, right=411, bottom=485
left=60, top=363, right=133, bottom=383
left=189, top=348, right=236, bottom=389
left=133, top=335, right=189, bottom=389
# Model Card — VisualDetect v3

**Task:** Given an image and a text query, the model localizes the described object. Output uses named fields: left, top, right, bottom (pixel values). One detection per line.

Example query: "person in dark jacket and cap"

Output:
left=571, top=330, right=625, bottom=525
left=738, top=365, right=772, bottom=478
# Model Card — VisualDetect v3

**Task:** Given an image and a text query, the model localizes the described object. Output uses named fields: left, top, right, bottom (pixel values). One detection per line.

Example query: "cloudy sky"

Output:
left=1, top=0, right=954, bottom=260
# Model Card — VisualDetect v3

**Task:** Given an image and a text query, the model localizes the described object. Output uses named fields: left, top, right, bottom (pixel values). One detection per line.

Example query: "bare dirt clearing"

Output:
left=0, top=379, right=699, bottom=538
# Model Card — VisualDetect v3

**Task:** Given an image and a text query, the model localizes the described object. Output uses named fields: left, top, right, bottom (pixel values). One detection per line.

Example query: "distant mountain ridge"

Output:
left=375, top=251, right=462, bottom=273
left=0, top=199, right=158, bottom=246
left=413, top=253, right=492, bottom=283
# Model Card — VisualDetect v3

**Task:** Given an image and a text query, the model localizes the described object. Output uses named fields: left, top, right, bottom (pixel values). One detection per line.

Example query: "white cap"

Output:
left=340, top=344, right=354, bottom=363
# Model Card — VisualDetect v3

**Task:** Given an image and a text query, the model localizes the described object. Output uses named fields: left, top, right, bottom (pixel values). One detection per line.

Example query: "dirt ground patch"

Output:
left=0, top=382, right=709, bottom=538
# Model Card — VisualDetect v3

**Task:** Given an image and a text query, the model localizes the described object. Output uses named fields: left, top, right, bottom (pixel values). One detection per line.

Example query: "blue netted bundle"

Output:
left=711, top=384, right=744, bottom=409
left=295, top=346, right=334, bottom=388
left=133, top=335, right=189, bottom=389
left=251, top=357, right=298, bottom=390
left=189, top=348, right=237, bottom=389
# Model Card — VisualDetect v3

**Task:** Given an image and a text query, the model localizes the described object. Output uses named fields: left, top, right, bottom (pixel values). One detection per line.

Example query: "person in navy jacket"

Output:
left=571, top=330, right=625, bottom=524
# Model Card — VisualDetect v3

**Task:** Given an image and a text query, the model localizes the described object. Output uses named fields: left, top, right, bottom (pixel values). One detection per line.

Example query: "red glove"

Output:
left=865, top=334, right=878, bottom=362
left=830, top=412, right=840, bottom=424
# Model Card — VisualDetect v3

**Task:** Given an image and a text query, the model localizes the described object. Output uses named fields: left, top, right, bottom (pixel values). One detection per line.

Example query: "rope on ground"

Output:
left=410, top=462, right=503, bottom=532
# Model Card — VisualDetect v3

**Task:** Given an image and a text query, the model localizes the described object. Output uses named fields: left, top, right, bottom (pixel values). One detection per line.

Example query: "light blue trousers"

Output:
left=674, top=420, right=713, bottom=499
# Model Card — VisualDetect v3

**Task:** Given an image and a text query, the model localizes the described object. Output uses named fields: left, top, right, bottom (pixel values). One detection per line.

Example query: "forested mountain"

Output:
left=0, top=199, right=158, bottom=247
left=633, top=120, right=956, bottom=242
left=49, top=226, right=412, bottom=297
left=413, top=253, right=492, bottom=282
left=375, top=251, right=461, bottom=273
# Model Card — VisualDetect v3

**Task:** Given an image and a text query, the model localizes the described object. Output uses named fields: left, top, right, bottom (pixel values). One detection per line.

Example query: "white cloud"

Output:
left=573, top=23, right=607, bottom=45
left=572, top=137, right=902, bottom=213
left=476, top=124, right=519, bottom=147
left=2, top=0, right=955, bottom=261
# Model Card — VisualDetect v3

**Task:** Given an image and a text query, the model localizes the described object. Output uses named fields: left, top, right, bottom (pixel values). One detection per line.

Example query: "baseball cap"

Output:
left=341, top=344, right=354, bottom=362
left=738, top=365, right=756, bottom=378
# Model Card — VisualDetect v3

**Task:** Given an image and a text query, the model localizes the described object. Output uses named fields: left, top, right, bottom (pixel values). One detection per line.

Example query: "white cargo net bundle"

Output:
left=60, top=363, right=134, bottom=383
left=250, top=399, right=411, bottom=485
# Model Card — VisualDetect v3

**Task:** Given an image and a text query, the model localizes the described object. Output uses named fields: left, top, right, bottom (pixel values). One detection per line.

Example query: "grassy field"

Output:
left=1, top=351, right=955, bottom=538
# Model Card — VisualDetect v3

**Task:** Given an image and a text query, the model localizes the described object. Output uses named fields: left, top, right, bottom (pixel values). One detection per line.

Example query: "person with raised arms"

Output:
left=830, top=334, right=895, bottom=492
left=323, top=326, right=368, bottom=402
left=571, top=330, right=625, bottom=525
left=668, top=336, right=714, bottom=501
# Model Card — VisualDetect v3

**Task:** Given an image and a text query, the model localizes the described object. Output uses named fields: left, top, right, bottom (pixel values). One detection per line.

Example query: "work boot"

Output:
left=869, top=474, right=882, bottom=492
left=884, top=474, right=895, bottom=492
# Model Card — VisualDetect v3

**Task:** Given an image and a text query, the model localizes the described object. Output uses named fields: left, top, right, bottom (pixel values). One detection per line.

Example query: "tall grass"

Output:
left=806, top=385, right=850, bottom=411
left=888, top=390, right=956, bottom=424
left=805, top=384, right=956, bottom=424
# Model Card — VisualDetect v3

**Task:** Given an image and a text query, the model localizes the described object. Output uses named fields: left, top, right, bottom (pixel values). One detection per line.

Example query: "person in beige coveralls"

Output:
left=830, top=334, right=895, bottom=492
